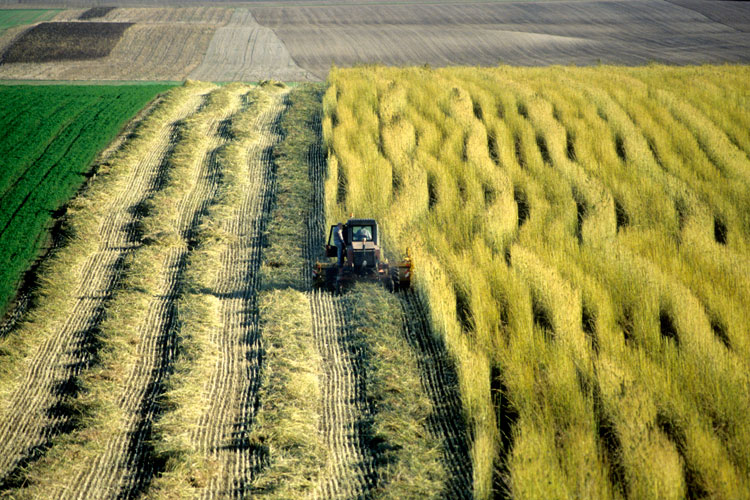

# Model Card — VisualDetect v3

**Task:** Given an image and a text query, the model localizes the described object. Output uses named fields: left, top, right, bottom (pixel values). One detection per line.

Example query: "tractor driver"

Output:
left=334, top=222, right=346, bottom=267
left=355, top=226, right=372, bottom=241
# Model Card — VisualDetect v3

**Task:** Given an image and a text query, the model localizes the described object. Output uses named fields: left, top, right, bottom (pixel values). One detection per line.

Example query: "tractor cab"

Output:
left=316, top=218, right=411, bottom=292
left=325, top=219, right=380, bottom=269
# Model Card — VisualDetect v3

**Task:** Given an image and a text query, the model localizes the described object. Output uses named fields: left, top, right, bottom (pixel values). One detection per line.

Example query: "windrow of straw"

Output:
left=323, top=65, right=750, bottom=499
left=341, top=282, right=446, bottom=499
left=141, top=81, right=263, bottom=498
left=246, top=83, right=328, bottom=499
left=0, top=81, right=251, bottom=498
left=0, top=82, right=195, bottom=405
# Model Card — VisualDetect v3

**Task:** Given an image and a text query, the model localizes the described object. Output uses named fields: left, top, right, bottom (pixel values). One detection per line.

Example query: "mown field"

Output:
left=0, top=84, right=172, bottom=317
left=0, top=81, right=469, bottom=499
left=323, top=65, right=750, bottom=499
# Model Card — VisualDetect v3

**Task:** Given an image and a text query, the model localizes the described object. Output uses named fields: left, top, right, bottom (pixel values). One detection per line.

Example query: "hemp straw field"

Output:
left=0, top=1, right=749, bottom=499
left=323, top=64, right=750, bottom=499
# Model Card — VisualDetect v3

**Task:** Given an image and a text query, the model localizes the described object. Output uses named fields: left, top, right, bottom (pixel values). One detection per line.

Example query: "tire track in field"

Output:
left=399, top=290, right=473, bottom=499
left=0, top=88, right=206, bottom=487
left=59, top=87, right=247, bottom=499
left=193, top=89, right=288, bottom=499
left=309, top=290, right=378, bottom=500
left=303, top=113, right=379, bottom=500
left=305, top=105, right=470, bottom=498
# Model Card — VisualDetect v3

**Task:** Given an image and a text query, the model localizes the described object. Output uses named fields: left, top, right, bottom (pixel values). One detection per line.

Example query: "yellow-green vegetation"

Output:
left=343, top=283, right=445, bottom=499
left=323, top=65, right=750, bottom=499
left=0, top=81, right=228, bottom=498
left=247, top=84, right=327, bottom=498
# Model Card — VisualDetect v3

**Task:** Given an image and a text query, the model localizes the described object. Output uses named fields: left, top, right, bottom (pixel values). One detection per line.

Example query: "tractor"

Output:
left=312, top=218, right=412, bottom=292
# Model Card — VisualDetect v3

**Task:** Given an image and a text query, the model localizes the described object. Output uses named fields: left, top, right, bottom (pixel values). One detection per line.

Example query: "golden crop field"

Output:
left=323, top=65, right=750, bottom=499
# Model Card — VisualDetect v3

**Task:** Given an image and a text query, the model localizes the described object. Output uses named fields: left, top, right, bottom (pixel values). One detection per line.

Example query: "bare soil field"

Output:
left=78, top=6, right=115, bottom=19
left=250, top=0, right=750, bottom=79
left=0, top=7, right=227, bottom=80
left=666, top=0, right=750, bottom=33
left=1, top=1, right=749, bottom=81
left=0, top=21, right=131, bottom=63
left=188, top=8, right=314, bottom=82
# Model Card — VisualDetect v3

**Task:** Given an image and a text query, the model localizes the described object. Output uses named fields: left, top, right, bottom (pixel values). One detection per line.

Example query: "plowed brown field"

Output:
left=2, top=2, right=749, bottom=82
left=250, top=1, right=750, bottom=79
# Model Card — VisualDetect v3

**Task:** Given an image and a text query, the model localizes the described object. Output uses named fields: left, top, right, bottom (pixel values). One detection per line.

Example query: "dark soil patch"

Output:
left=1, top=22, right=132, bottom=64
left=79, top=7, right=116, bottom=20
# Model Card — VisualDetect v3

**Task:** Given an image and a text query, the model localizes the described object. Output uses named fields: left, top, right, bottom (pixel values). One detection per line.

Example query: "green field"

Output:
left=0, top=84, right=173, bottom=316
left=324, top=65, right=750, bottom=499
left=0, top=9, right=60, bottom=35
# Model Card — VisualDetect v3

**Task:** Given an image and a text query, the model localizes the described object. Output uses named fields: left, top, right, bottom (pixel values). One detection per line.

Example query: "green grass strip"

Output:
left=0, top=84, right=173, bottom=317
left=0, top=9, right=60, bottom=35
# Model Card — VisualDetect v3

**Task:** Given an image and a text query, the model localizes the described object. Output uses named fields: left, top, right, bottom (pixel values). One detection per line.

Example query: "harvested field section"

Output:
left=309, top=290, right=377, bottom=499
left=140, top=84, right=290, bottom=499
left=36, top=84, right=247, bottom=499
left=0, top=7, right=226, bottom=80
left=324, top=65, right=750, bottom=499
left=252, top=1, right=750, bottom=78
left=0, top=83, right=202, bottom=494
left=187, top=88, right=287, bottom=499
left=189, top=9, right=313, bottom=83
left=101, top=7, right=232, bottom=25
left=0, top=22, right=132, bottom=63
